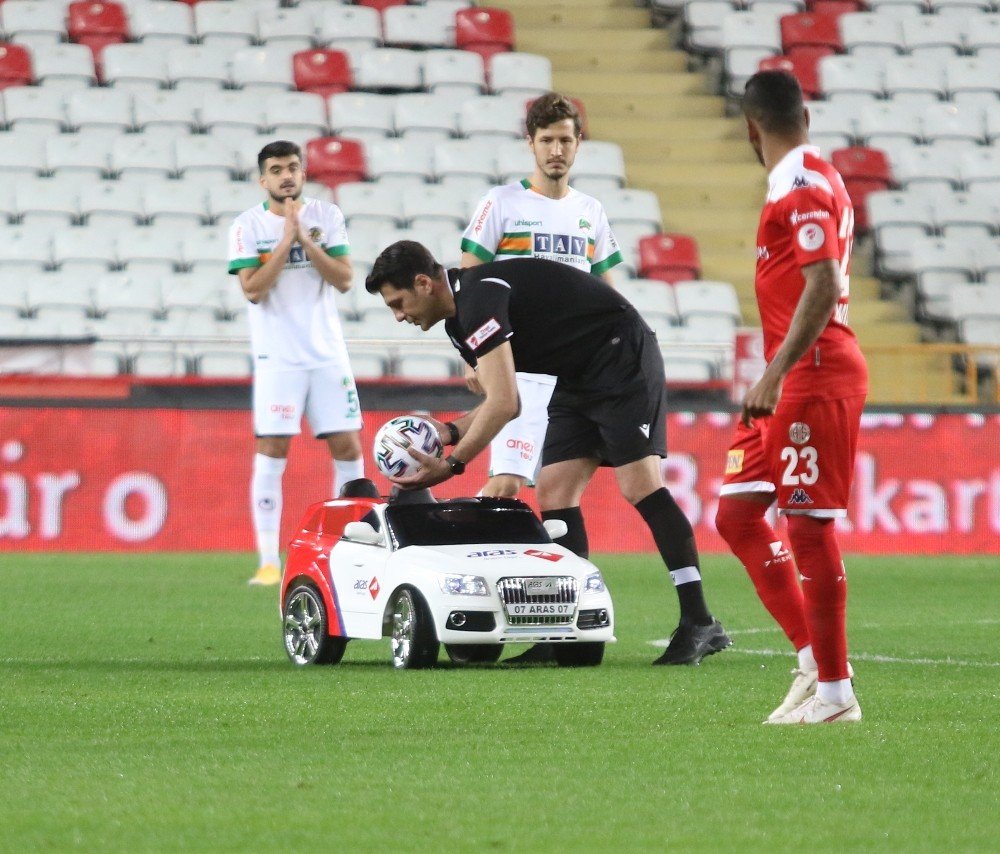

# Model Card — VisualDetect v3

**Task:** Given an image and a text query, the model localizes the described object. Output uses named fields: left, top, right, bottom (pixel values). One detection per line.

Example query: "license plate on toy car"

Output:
left=507, top=603, right=573, bottom=616
left=523, top=577, right=559, bottom=594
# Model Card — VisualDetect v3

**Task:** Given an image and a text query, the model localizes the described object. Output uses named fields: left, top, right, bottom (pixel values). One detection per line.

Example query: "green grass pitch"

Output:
left=0, top=553, right=996, bottom=851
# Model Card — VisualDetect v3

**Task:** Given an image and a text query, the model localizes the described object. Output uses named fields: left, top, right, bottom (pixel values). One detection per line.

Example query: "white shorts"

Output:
left=253, top=363, right=362, bottom=437
left=488, top=372, right=556, bottom=483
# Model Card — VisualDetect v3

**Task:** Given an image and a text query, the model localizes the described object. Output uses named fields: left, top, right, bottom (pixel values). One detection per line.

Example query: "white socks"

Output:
left=252, top=453, right=286, bottom=568
left=797, top=643, right=818, bottom=673
left=817, top=678, right=855, bottom=705
left=333, top=457, right=365, bottom=498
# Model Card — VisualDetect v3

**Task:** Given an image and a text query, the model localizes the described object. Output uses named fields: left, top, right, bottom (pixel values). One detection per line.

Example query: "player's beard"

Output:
left=269, top=186, right=302, bottom=204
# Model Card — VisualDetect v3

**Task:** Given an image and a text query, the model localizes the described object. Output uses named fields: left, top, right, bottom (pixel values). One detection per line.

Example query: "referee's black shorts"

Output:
left=542, top=314, right=667, bottom=468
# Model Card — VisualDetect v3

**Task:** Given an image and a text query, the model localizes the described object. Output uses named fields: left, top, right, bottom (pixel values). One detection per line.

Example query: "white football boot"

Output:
left=765, top=663, right=855, bottom=724
left=767, top=693, right=862, bottom=724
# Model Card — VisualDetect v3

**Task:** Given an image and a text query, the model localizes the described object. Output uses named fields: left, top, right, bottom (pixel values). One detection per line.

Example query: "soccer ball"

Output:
left=372, top=415, right=443, bottom=479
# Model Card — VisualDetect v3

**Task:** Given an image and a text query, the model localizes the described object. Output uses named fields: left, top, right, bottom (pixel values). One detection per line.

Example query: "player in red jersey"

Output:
left=715, top=70, right=868, bottom=723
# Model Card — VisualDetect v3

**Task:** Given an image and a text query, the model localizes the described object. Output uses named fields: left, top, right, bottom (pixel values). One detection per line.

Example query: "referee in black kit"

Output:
left=365, top=241, right=731, bottom=665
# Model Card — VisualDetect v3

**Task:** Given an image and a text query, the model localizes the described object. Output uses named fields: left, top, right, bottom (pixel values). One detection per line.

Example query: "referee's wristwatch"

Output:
left=445, top=455, right=466, bottom=476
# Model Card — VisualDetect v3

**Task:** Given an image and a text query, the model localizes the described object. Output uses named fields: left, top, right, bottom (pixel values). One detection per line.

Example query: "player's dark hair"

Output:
left=257, top=140, right=302, bottom=174
left=742, top=70, right=807, bottom=136
left=525, top=92, right=582, bottom=138
left=365, top=241, right=444, bottom=294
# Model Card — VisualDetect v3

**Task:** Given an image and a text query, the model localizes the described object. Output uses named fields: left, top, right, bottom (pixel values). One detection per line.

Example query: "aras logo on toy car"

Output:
left=524, top=549, right=563, bottom=562
left=369, top=577, right=380, bottom=599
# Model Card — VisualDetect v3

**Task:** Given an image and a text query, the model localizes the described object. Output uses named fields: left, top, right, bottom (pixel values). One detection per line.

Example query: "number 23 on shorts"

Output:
left=780, top=445, right=819, bottom=485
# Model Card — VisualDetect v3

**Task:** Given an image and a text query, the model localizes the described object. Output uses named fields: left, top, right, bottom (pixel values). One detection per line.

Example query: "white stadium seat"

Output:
left=167, top=45, right=231, bottom=94
left=265, top=91, right=329, bottom=138
left=29, top=43, right=97, bottom=90
left=401, top=184, right=469, bottom=230
left=423, top=50, right=485, bottom=97
left=958, top=148, right=1000, bottom=191
left=354, top=48, right=423, bottom=93
left=52, top=227, right=118, bottom=276
left=111, top=135, right=177, bottom=179
left=94, top=273, right=163, bottom=319
left=66, top=89, right=134, bottom=134
left=944, top=57, right=1000, bottom=110
left=231, top=46, right=297, bottom=93
left=79, top=181, right=145, bottom=228
left=336, top=182, right=405, bottom=229
left=133, top=90, right=199, bottom=135
left=328, top=92, right=397, bottom=139
left=433, top=139, right=498, bottom=184
left=901, top=15, right=964, bottom=61
left=206, top=181, right=264, bottom=223
left=601, top=188, right=664, bottom=232
left=365, top=137, right=435, bottom=184
left=14, top=177, right=80, bottom=228
left=3, top=86, right=66, bottom=132
left=891, top=146, right=962, bottom=190
left=101, top=43, right=171, bottom=92
left=857, top=100, right=924, bottom=148
left=495, top=138, right=534, bottom=183
left=194, top=0, right=257, bottom=48
left=199, top=90, right=269, bottom=133
left=175, top=136, right=239, bottom=181
left=1, top=1, right=66, bottom=45
left=460, top=95, right=526, bottom=139
left=45, top=134, right=110, bottom=178
left=923, top=102, right=986, bottom=148
left=571, top=141, right=627, bottom=190
left=141, top=179, right=209, bottom=226
left=256, top=6, right=317, bottom=51
left=883, top=55, right=947, bottom=104
left=383, top=5, right=453, bottom=49
left=838, top=12, right=904, bottom=60
left=393, top=93, right=462, bottom=140
left=315, top=5, right=381, bottom=49
left=819, top=55, right=885, bottom=101
left=489, top=52, right=553, bottom=98
left=129, top=0, right=195, bottom=47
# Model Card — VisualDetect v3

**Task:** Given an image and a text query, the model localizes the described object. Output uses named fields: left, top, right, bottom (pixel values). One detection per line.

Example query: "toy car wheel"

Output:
left=390, top=587, right=439, bottom=670
left=283, top=583, right=347, bottom=666
left=445, top=643, right=503, bottom=665
left=553, top=642, right=604, bottom=667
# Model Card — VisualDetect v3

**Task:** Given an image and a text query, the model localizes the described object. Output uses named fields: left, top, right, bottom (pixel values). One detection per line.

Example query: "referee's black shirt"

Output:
left=443, top=258, right=638, bottom=379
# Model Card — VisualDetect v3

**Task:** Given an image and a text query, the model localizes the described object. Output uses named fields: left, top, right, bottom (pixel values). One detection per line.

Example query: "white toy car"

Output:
left=280, top=493, right=615, bottom=669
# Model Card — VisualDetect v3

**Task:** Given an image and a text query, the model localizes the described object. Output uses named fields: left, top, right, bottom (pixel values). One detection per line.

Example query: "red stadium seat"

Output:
left=294, top=49, right=353, bottom=98
left=456, top=7, right=515, bottom=64
left=68, top=1, right=129, bottom=67
left=638, top=233, right=701, bottom=284
left=0, top=43, right=33, bottom=90
left=832, top=146, right=893, bottom=233
left=356, top=0, right=407, bottom=11
left=758, top=49, right=829, bottom=100
left=780, top=12, right=843, bottom=54
left=305, top=137, right=368, bottom=190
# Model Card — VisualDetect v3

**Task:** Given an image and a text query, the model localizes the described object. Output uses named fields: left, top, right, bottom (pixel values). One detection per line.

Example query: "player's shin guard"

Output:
left=715, top=497, right=809, bottom=650
left=786, top=514, right=850, bottom=683
left=252, top=453, right=286, bottom=567
left=541, top=507, right=589, bottom=558
left=634, top=488, right=713, bottom=626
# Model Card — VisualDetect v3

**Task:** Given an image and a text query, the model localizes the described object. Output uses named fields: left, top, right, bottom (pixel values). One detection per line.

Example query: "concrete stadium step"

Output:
left=622, top=139, right=752, bottom=162
left=506, top=6, right=653, bottom=28
left=496, top=0, right=641, bottom=9
left=542, top=48, right=689, bottom=73
left=592, top=115, right=745, bottom=142
left=518, top=28, right=671, bottom=54
left=582, top=93, right=727, bottom=119
left=554, top=70, right=709, bottom=97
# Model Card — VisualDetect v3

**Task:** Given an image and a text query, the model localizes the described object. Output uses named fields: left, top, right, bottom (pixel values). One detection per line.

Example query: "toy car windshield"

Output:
left=384, top=498, right=550, bottom=548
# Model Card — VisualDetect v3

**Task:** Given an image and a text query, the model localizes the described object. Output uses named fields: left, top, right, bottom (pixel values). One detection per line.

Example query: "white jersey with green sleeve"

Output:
left=461, top=179, right=623, bottom=276
left=227, top=197, right=351, bottom=371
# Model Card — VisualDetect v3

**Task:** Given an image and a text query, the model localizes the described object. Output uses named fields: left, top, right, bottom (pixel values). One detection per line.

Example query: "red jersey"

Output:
left=755, top=145, right=868, bottom=401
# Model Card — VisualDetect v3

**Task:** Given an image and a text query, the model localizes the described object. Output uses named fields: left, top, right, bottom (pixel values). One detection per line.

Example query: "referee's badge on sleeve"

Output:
left=465, top=317, right=501, bottom=351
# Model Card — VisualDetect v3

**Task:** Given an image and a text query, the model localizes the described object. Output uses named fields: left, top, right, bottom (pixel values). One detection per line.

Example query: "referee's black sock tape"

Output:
left=541, top=507, right=589, bottom=559
left=634, top=488, right=713, bottom=626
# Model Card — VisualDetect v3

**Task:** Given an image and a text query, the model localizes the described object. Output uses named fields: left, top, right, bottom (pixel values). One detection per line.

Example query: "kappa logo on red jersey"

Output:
left=465, top=317, right=501, bottom=350
left=524, top=549, right=563, bottom=562
left=787, top=488, right=814, bottom=505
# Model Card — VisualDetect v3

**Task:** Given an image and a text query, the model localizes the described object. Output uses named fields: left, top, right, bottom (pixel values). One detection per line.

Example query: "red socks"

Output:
left=715, top=498, right=809, bottom=650
left=786, top=514, right=850, bottom=682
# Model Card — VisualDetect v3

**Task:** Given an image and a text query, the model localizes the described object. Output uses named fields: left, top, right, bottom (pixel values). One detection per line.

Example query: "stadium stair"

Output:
left=491, top=0, right=940, bottom=402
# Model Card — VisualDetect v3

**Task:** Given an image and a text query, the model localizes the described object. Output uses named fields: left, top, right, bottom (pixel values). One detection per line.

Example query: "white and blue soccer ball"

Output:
left=372, top=415, right=444, bottom=478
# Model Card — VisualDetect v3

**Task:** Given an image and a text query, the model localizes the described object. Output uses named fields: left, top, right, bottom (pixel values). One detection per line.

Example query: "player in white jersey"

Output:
left=460, top=92, right=623, bottom=501
left=228, top=141, right=364, bottom=586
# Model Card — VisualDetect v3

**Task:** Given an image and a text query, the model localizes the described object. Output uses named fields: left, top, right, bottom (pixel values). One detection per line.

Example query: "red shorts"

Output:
left=720, top=395, right=865, bottom=517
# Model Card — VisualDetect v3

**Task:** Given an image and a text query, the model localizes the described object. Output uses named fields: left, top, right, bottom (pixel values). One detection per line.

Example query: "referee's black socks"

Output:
left=541, top=507, right=589, bottom=558
left=634, top=488, right=713, bottom=626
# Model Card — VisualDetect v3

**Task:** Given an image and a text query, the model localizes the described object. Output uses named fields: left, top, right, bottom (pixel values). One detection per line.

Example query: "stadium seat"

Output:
left=167, top=45, right=231, bottom=93
left=231, top=46, right=296, bottom=93
left=932, top=192, right=997, bottom=239
left=199, top=91, right=269, bottom=133
left=0, top=227, right=52, bottom=274
left=759, top=50, right=828, bottom=100
left=14, top=177, right=80, bottom=228
left=0, top=43, right=33, bottom=89
left=856, top=100, right=923, bottom=148
left=29, top=43, right=98, bottom=90
left=489, top=52, right=552, bottom=98
left=674, top=280, right=742, bottom=328
left=923, top=102, right=986, bottom=148
left=459, top=94, right=527, bottom=139
left=945, top=57, right=1000, bottom=110
left=601, top=188, right=664, bottom=232
left=901, top=15, right=964, bottom=61
left=831, top=147, right=893, bottom=231
left=838, top=12, right=904, bottom=60
left=0, top=129, right=48, bottom=175
left=722, top=11, right=784, bottom=95
left=401, top=184, right=469, bottom=230
left=383, top=5, right=454, bottom=49
left=67, top=1, right=129, bottom=57
left=365, top=137, right=435, bottom=185
left=805, top=99, right=856, bottom=150
left=132, top=90, right=198, bottom=136
left=304, top=137, right=367, bottom=190
left=160, top=271, right=223, bottom=317
left=616, top=279, right=680, bottom=328
left=422, top=49, right=485, bottom=97
left=79, top=181, right=145, bottom=228
left=957, top=148, right=1000, bottom=191
left=336, top=182, right=405, bottom=229
left=356, top=0, right=408, bottom=12
left=433, top=139, right=498, bottom=185
left=818, top=54, right=885, bottom=101
left=180, top=227, right=227, bottom=274
left=94, top=272, right=163, bottom=319
left=194, top=1, right=257, bottom=48
left=354, top=48, right=423, bottom=93
left=46, top=134, right=110, bottom=178
left=264, top=91, right=329, bottom=139
left=961, top=12, right=1000, bottom=59
left=314, top=5, right=381, bottom=50
left=1, top=1, right=66, bottom=46
left=3, top=86, right=66, bottom=132
left=571, top=141, right=626, bottom=191
left=659, top=326, right=722, bottom=383
left=866, top=189, right=935, bottom=276
left=53, top=227, right=119, bottom=276
left=455, top=7, right=515, bottom=64
left=175, top=136, right=238, bottom=181
left=883, top=55, right=947, bottom=104
left=865, top=0, right=926, bottom=16
left=66, top=88, right=134, bottom=134
left=197, top=351, right=253, bottom=379
left=328, top=92, right=397, bottom=141
left=393, top=351, right=460, bottom=381
left=293, top=49, right=353, bottom=97
left=204, top=180, right=263, bottom=223
left=891, top=146, right=962, bottom=190
left=100, top=43, right=170, bottom=91
left=140, top=179, right=209, bottom=226
left=128, top=1, right=195, bottom=47
left=27, top=271, right=97, bottom=319
left=638, top=233, right=701, bottom=284
left=781, top=12, right=844, bottom=54
left=393, top=93, right=461, bottom=140
left=256, top=6, right=316, bottom=52
left=111, top=135, right=177, bottom=179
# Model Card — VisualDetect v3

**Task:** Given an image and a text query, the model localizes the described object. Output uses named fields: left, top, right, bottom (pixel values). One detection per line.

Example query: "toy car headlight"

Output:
left=583, top=570, right=606, bottom=593
left=438, top=574, right=490, bottom=596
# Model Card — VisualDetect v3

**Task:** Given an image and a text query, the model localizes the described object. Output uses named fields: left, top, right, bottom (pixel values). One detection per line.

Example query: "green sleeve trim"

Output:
left=228, top=258, right=260, bottom=274
left=591, top=251, right=623, bottom=276
left=325, top=244, right=350, bottom=257
left=460, top=238, right=494, bottom=262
